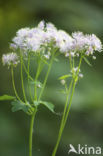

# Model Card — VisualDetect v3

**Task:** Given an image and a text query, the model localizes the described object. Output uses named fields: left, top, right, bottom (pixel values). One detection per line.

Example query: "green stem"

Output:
left=34, top=59, right=42, bottom=100
left=63, top=56, right=83, bottom=127
left=52, top=56, right=83, bottom=156
left=29, top=58, right=42, bottom=156
left=23, top=60, right=34, bottom=81
left=63, top=81, right=76, bottom=128
left=52, top=80, right=76, bottom=156
left=27, top=55, right=34, bottom=102
left=29, top=109, right=37, bottom=156
left=11, top=67, right=23, bottom=103
left=69, top=55, right=72, bottom=69
left=77, top=55, right=83, bottom=74
left=73, top=57, right=75, bottom=68
left=20, top=54, right=27, bottom=103
left=38, top=51, right=55, bottom=101
left=52, top=79, right=73, bottom=156
left=29, top=49, right=56, bottom=156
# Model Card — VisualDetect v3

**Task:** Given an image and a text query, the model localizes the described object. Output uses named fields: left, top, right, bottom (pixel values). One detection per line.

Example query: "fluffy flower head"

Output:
left=10, top=21, right=73, bottom=57
left=70, top=32, right=102, bottom=56
left=2, top=53, right=19, bottom=66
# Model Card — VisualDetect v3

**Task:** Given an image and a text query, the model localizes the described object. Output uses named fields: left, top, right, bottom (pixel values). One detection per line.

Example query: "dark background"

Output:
left=0, top=0, right=103, bottom=156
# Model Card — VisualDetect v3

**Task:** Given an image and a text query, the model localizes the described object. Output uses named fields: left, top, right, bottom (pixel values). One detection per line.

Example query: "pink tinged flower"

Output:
left=71, top=32, right=102, bottom=56
left=38, top=20, right=45, bottom=30
left=2, top=53, right=19, bottom=66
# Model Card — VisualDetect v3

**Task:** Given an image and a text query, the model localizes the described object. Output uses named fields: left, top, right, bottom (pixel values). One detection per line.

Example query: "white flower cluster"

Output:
left=10, top=21, right=73, bottom=57
left=2, top=21, right=102, bottom=67
left=2, top=53, right=19, bottom=66
left=11, top=21, right=102, bottom=58
left=66, top=32, right=102, bottom=58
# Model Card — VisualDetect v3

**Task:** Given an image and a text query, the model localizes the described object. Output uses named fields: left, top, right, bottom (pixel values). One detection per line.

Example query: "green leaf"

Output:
left=11, top=100, right=32, bottom=113
left=40, top=101, right=55, bottom=113
left=0, top=95, right=15, bottom=101
left=29, top=81, right=43, bottom=88
left=84, top=57, right=92, bottom=66
left=33, top=100, right=55, bottom=113
left=58, top=74, right=72, bottom=80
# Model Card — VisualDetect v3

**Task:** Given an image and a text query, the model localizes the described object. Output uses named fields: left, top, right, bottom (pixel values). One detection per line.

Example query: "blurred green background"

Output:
left=0, top=0, right=103, bottom=156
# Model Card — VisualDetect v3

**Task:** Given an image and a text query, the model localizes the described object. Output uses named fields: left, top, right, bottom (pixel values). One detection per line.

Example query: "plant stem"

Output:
left=11, top=67, right=23, bottom=103
left=23, top=60, right=34, bottom=81
left=29, top=109, right=37, bottom=156
left=34, top=59, right=41, bottom=100
left=29, top=58, right=41, bottom=156
left=29, top=49, right=56, bottom=156
left=69, top=55, right=72, bottom=69
left=52, top=80, right=76, bottom=156
left=38, top=50, right=55, bottom=101
left=52, top=56, right=83, bottom=156
left=20, top=54, right=27, bottom=103
left=63, top=81, right=76, bottom=129
left=27, top=55, right=34, bottom=102
left=52, top=79, right=73, bottom=156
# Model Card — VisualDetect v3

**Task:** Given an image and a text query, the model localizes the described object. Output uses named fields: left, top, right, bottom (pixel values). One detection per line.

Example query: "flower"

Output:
left=2, top=53, right=19, bottom=66
left=61, top=79, right=66, bottom=85
left=10, top=21, right=73, bottom=57
left=71, top=67, right=83, bottom=79
left=71, top=67, right=80, bottom=73
left=86, top=34, right=102, bottom=52
left=79, top=73, right=83, bottom=78
left=70, top=32, right=102, bottom=56
left=38, top=20, right=45, bottom=30
left=9, top=22, right=102, bottom=60
left=55, top=30, right=73, bottom=53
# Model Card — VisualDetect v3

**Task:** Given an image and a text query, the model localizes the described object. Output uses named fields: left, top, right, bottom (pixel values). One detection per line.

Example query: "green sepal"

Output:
left=58, top=74, right=72, bottom=80
left=0, top=95, right=15, bottom=101
left=83, top=57, right=92, bottom=66
left=33, top=100, right=55, bottom=113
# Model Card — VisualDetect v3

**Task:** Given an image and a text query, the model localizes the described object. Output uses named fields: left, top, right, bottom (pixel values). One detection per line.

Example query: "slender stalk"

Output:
left=29, top=58, right=41, bottom=156
left=38, top=50, right=55, bottom=101
left=29, top=49, right=56, bottom=156
left=20, top=54, right=27, bottom=103
left=27, top=55, right=34, bottom=102
left=29, top=108, right=37, bottom=156
left=23, top=60, right=34, bottom=81
left=52, top=56, right=83, bottom=156
left=34, top=59, right=41, bottom=100
left=63, top=81, right=76, bottom=128
left=52, top=80, right=73, bottom=156
left=77, top=55, right=83, bottom=73
left=69, top=55, right=72, bottom=69
left=11, top=67, right=23, bottom=103
left=63, top=56, right=83, bottom=128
